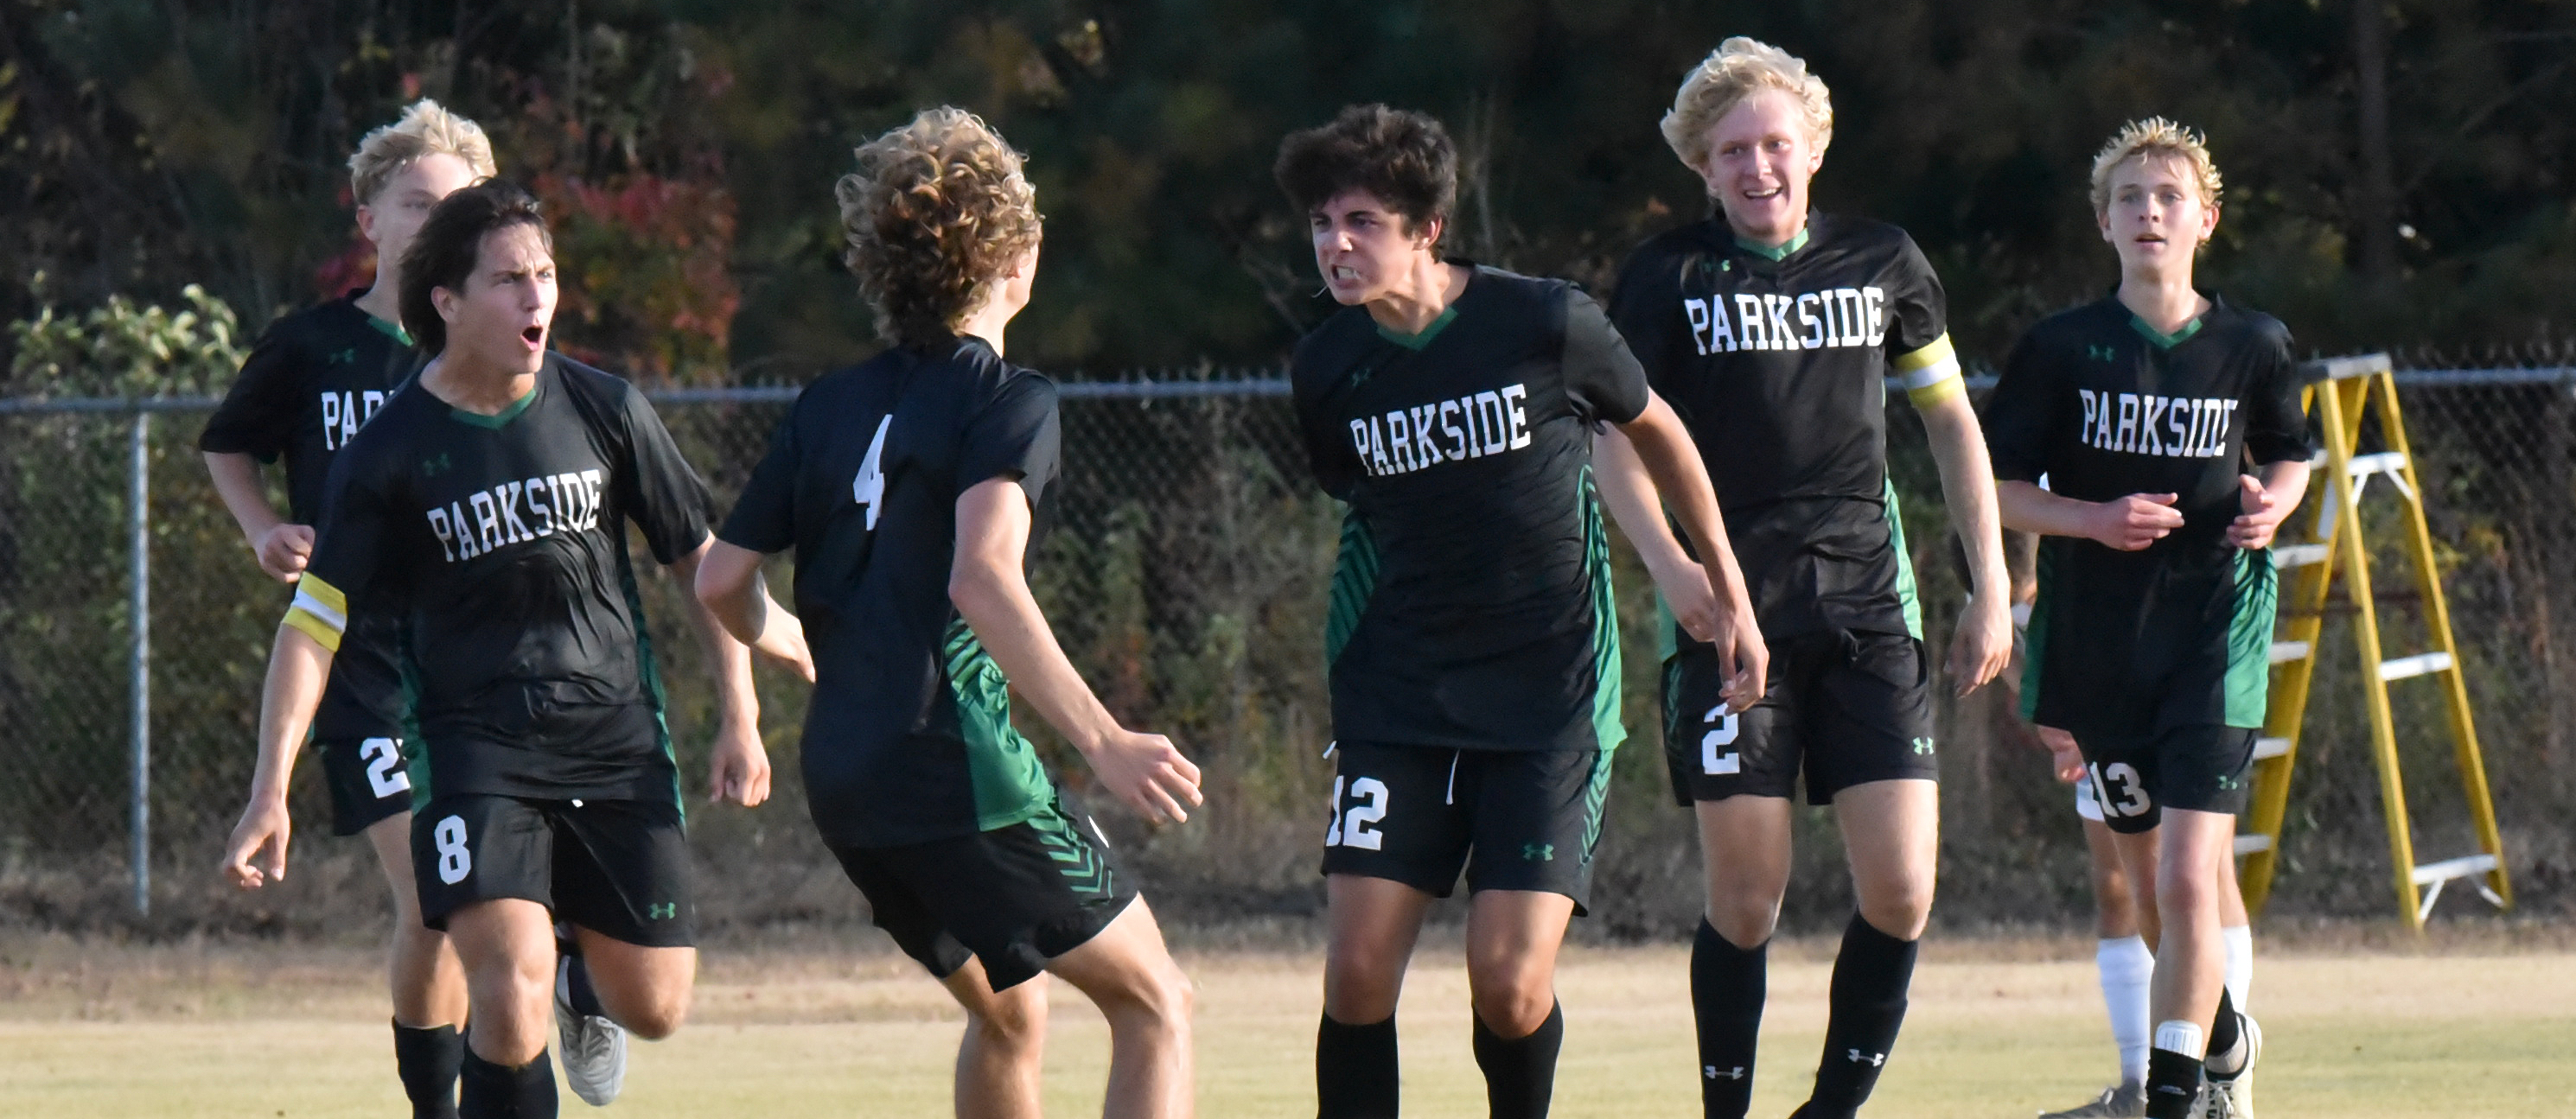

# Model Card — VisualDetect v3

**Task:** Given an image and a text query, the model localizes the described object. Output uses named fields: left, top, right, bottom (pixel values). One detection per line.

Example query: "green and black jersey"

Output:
left=1984, top=294, right=2316, bottom=736
left=1292, top=264, right=1648, bottom=754
left=716, top=335, right=1062, bottom=849
left=200, top=293, right=420, bottom=742
left=1610, top=214, right=1961, bottom=647
left=284, top=354, right=712, bottom=803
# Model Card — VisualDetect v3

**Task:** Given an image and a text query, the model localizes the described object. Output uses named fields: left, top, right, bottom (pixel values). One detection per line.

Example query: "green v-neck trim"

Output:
left=1376, top=305, right=1458, bottom=351
left=364, top=314, right=414, bottom=347
left=1734, top=226, right=1811, bottom=261
left=2128, top=314, right=2205, bottom=349
left=449, top=383, right=539, bottom=429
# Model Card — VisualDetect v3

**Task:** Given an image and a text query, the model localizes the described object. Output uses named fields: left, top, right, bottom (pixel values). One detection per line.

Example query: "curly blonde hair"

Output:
left=2088, top=118, right=2223, bottom=218
left=1660, top=37, right=1834, bottom=171
left=347, top=99, right=496, bottom=205
left=837, top=108, right=1044, bottom=346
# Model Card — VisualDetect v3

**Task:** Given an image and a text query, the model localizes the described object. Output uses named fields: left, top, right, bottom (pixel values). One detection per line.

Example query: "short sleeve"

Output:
left=615, top=387, right=713, bottom=564
left=716, top=408, right=802, bottom=555
left=2241, top=321, right=2316, bottom=466
left=200, top=321, right=305, bottom=460
left=1607, top=247, right=1686, bottom=397
left=288, top=451, right=396, bottom=652
left=1885, top=238, right=1963, bottom=409
left=1559, top=288, right=1650, bottom=426
left=1291, top=333, right=1366, bottom=502
left=1982, top=327, right=2062, bottom=485
left=960, top=372, right=1062, bottom=505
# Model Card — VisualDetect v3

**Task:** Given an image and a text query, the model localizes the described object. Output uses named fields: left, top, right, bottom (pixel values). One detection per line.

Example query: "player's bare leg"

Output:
left=1045, top=898, right=1195, bottom=1119
left=445, top=898, right=563, bottom=1117
left=1789, top=778, right=1935, bottom=1119
left=1689, top=794, right=1791, bottom=1118
left=1836, top=779, right=1937, bottom=940
left=937, top=959, right=1049, bottom=1119
left=368, top=813, right=470, bottom=1027
left=568, top=923, right=696, bottom=1040
left=1319, top=874, right=1435, bottom=1117
left=2112, top=809, right=2236, bottom=1117
left=1464, top=889, right=1576, bottom=1118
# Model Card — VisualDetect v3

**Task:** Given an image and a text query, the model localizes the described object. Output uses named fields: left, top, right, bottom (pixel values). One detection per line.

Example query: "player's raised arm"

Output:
left=949, top=477, right=1202, bottom=824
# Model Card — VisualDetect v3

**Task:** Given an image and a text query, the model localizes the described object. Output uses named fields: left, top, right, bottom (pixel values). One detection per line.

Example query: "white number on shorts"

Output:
left=432, top=815, right=473, bottom=884
left=360, top=737, right=411, bottom=798
left=1324, top=776, right=1389, bottom=851
left=2089, top=762, right=2152, bottom=818
left=851, top=414, right=892, bottom=530
left=1700, top=703, right=1742, bottom=776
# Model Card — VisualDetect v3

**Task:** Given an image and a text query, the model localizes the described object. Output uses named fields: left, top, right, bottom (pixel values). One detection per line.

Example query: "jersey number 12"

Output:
left=851, top=414, right=892, bottom=530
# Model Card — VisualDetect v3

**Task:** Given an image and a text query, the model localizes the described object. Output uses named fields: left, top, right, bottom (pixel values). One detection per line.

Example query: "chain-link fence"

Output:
left=4, top=364, right=2573, bottom=939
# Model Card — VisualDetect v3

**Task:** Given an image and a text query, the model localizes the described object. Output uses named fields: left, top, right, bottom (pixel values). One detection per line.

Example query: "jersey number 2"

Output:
left=360, top=737, right=410, bottom=799
left=851, top=414, right=892, bottom=530
left=1701, top=704, right=1741, bottom=775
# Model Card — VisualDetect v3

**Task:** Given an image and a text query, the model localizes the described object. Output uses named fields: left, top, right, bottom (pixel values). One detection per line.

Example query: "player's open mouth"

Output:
left=1742, top=186, right=1782, bottom=200
left=1329, top=264, right=1361, bottom=283
left=521, top=326, right=545, bottom=347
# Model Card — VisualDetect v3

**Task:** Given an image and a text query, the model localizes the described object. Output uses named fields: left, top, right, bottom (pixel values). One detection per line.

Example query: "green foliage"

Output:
left=7, top=280, right=245, bottom=397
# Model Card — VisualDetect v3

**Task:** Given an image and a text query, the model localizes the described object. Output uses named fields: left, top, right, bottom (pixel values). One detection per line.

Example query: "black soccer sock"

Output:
left=562, top=953, right=605, bottom=1019
left=1471, top=1001, right=1564, bottom=1119
left=2204, top=988, right=2244, bottom=1076
left=393, top=1020, right=464, bottom=1119
left=1800, top=913, right=1918, bottom=1119
left=1317, top=1014, right=1400, bottom=1119
left=1691, top=919, right=1766, bottom=1119
left=2143, top=1046, right=2203, bottom=1119
left=459, top=1046, right=557, bottom=1119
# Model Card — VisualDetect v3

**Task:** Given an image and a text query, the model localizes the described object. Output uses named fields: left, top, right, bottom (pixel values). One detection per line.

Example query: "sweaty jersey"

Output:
left=1293, top=264, right=1648, bottom=754
left=717, top=336, right=1062, bottom=849
left=200, top=293, right=418, bottom=741
left=1984, top=294, right=2316, bottom=735
left=1611, top=214, right=1963, bottom=644
left=284, top=354, right=712, bottom=803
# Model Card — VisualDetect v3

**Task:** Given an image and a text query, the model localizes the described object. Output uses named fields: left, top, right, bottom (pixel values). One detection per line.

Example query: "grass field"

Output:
left=5, top=931, right=2573, bottom=1117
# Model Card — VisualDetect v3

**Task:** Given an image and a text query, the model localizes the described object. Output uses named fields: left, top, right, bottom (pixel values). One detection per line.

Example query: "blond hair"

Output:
left=347, top=99, right=496, bottom=205
left=2088, top=118, right=2223, bottom=217
left=837, top=107, right=1044, bottom=346
left=1660, top=37, right=1834, bottom=170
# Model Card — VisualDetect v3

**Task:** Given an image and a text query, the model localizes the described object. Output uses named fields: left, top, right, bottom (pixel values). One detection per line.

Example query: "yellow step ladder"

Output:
left=2237, top=353, right=2510, bottom=928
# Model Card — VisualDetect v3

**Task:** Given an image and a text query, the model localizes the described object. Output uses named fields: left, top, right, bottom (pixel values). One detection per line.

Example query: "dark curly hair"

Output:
left=1272, top=105, right=1457, bottom=236
left=398, top=180, right=551, bottom=357
left=837, top=108, right=1044, bottom=347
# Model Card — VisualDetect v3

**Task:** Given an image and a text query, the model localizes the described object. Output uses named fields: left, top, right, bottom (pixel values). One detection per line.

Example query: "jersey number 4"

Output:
left=851, top=414, right=892, bottom=530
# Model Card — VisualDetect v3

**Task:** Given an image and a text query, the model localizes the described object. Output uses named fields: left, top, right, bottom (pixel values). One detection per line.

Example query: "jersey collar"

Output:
left=446, top=364, right=545, bottom=429
left=2125, top=292, right=2222, bottom=350
left=1731, top=223, right=1811, bottom=262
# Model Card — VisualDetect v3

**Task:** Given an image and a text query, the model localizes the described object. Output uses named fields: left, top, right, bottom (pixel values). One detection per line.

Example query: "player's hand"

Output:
left=254, top=523, right=316, bottom=582
left=1649, top=557, right=1722, bottom=645
left=1083, top=728, right=1203, bottom=825
left=222, top=797, right=293, bottom=888
left=754, top=611, right=816, bottom=683
left=1710, top=599, right=1768, bottom=714
left=2226, top=474, right=2292, bottom=550
left=2087, top=493, right=2184, bottom=551
left=2035, top=724, right=2086, bottom=783
left=1946, top=592, right=2012, bottom=695
left=707, top=717, right=773, bottom=807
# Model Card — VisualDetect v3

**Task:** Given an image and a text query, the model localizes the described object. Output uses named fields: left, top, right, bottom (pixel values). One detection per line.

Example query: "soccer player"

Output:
left=202, top=99, right=490, bottom=1119
left=1986, top=118, right=2305, bottom=1119
left=1278, top=104, right=1765, bottom=1119
left=1604, top=38, right=2015, bottom=1119
left=220, top=180, right=807, bottom=1119
left=695, top=107, right=1200, bottom=1119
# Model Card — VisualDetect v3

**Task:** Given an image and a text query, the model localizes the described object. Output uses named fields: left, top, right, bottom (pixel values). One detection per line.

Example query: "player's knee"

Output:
left=1704, top=896, right=1780, bottom=948
left=1857, top=882, right=1934, bottom=940
left=1467, top=981, right=1553, bottom=1038
left=970, top=983, right=1047, bottom=1045
left=1323, top=956, right=1402, bottom=1023
left=1105, top=960, right=1194, bottom=1037
left=618, top=991, right=689, bottom=1040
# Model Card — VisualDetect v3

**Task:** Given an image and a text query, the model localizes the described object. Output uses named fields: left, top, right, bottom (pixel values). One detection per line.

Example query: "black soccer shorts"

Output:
left=412, top=794, right=695, bottom=948
left=1317, top=741, right=1614, bottom=914
left=831, top=796, right=1135, bottom=991
left=1661, top=628, right=1939, bottom=806
left=316, top=734, right=416, bottom=836
left=2075, top=724, right=2260, bottom=835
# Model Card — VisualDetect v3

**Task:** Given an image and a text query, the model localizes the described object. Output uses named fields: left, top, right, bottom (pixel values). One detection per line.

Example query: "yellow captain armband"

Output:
left=282, top=575, right=349, bottom=653
left=1893, top=334, right=1965, bottom=407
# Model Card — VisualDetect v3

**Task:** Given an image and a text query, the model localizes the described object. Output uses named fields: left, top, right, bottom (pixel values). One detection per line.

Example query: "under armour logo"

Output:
left=2089, top=345, right=2117, bottom=362
left=1846, top=1049, right=1885, bottom=1066
left=2216, top=774, right=2241, bottom=790
left=329, top=347, right=358, bottom=366
left=1911, top=736, right=1936, bottom=755
left=421, top=452, right=452, bottom=477
left=1704, top=1065, right=1746, bottom=1081
left=1524, top=842, right=1555, bottom=862
left=647, top=902, right=678, bottom=920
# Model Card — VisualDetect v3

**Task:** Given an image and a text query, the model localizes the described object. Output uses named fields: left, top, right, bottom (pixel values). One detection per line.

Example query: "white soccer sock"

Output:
left=2222, top=923, right=2254, bottom=1010
left=2097, top=934, right=2155, bottom=1084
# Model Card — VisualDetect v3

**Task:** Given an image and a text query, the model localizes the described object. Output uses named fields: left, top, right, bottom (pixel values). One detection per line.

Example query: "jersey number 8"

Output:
left=432, top=816, right=473, bottom=885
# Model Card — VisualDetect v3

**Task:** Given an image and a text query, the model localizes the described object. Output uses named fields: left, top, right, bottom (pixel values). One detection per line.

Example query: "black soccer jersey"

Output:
left=200, top=293, right=419, bottom=741
left=1610, top=214, right=1963, bottom=644
left=1984, top=294, right=2316, bottom=735
left=284, top=354, right=713, bottom=803
left=717, top=336, right=1062, bottom=849
left=1293, top=264, right=1649, bottom=754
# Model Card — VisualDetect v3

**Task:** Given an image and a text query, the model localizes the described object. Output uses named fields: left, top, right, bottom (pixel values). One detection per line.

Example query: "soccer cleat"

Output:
left=2038, top=1080, right=2147, bottom=1118
left=2195, top=1013, right=2261, bottom=1119
left=555, top=952, right=628, bottom=1106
